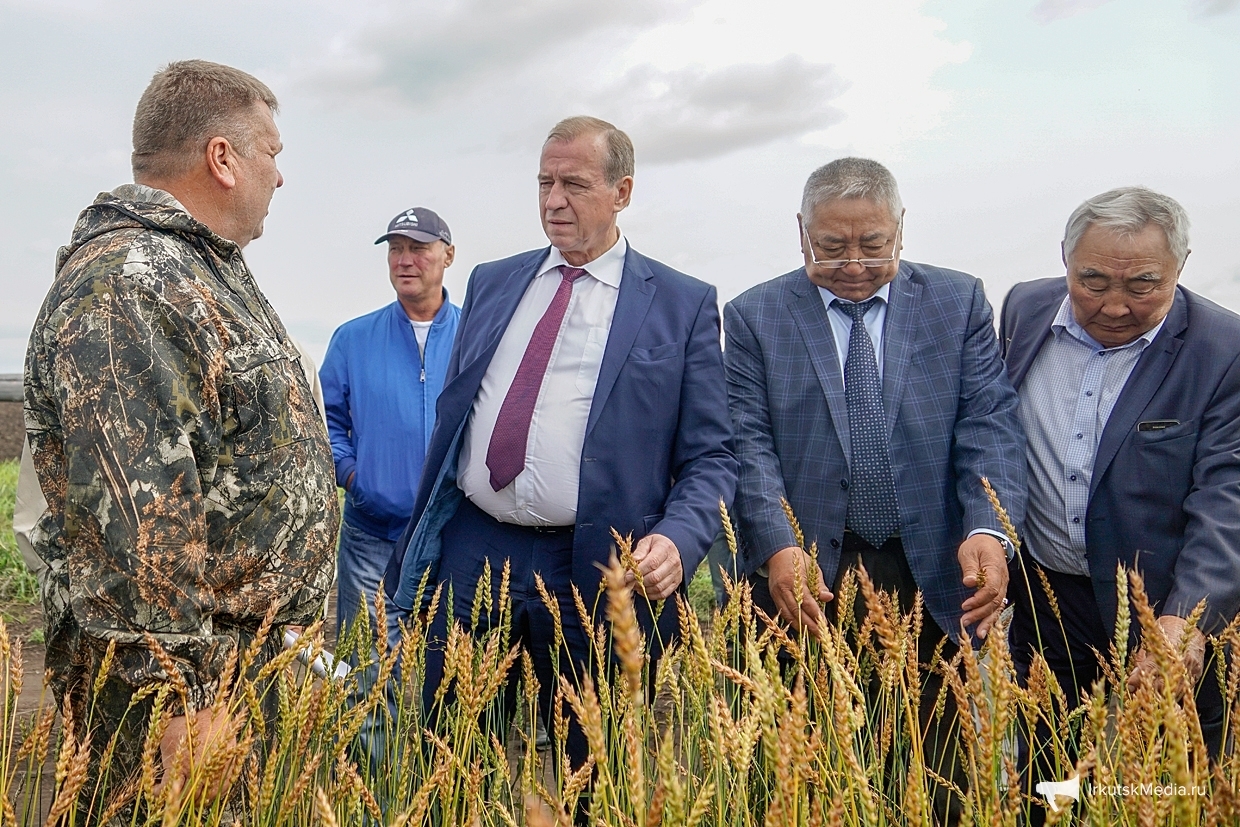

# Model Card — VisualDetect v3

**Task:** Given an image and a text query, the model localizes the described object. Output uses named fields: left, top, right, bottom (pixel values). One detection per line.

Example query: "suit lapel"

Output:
left=881, top=268, right=919, bottom=436
left=1090, top=291, right=1187, bottom=497
left=787, top=272, right=851, bottom=462
left=1007, top=288, right=1062, bottom=390
left=455, top=251, right=545, bottom=382
left=585, top=248, right=655, bottom=438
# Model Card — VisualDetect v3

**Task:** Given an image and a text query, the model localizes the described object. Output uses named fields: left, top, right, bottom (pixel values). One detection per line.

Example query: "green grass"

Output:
left=0, top=459, right=38, bottom=603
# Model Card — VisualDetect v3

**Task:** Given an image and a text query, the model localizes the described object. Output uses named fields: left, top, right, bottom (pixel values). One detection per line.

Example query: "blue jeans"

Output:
left=337, top=520, right=398, bottom=638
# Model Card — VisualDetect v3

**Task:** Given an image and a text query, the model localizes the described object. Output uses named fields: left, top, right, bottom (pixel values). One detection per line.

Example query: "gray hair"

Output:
left=1063, top=186, right=1190, bottom=265
left=545, top=116, right=634, bottom=185
left=132, top=59, right=279, bottom=181
left=801, top=157, right=903, bottom=223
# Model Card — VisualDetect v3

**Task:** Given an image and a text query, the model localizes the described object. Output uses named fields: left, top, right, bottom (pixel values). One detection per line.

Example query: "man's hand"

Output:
left=159, top=707, right=239, bottom=801
left=766, top=545, right=833, bottom=639
left=628, top=533, right=683, bottom=600
left=1127, top=614, right=1207, bottom=693
left=958, top=534, right=1009, bottom=639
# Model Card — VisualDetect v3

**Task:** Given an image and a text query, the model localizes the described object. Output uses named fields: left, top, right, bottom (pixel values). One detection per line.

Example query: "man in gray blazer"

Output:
left=725, top=158, right=1026, bottom=824
left=1001, top=187, right=1240, bottom=797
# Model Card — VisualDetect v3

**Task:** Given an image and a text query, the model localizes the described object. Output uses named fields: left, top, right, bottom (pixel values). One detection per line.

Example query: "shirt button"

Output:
left=1085, top=390, right=1093, bottom=397
left=1070, top=475, right=1077, bottom=482
left=1076, top=433, right=1083, bottom=439
left=1073, top=517, right=1081, bottom=524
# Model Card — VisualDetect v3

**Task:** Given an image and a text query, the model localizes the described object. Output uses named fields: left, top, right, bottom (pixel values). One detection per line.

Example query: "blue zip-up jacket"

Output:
left=320, top=293, right=461, bottom=541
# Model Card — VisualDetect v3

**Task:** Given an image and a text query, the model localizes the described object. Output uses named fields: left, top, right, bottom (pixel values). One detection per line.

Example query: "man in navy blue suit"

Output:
left=1001, top=187, right=1240, bottom=803
left=386, top=116, right=735, bottom=764
left=725, top=158, right=1026, bottom=824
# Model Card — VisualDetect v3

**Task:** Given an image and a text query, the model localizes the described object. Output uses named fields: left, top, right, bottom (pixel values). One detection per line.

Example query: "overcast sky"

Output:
left=1, top=0, right=1237, bottom=373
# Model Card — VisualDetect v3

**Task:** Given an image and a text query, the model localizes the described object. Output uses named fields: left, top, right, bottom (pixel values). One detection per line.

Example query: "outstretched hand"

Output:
left=1127, top=614, right=1207, bottom=693
left=766, top=545, right=833, bottom=638
left=627, top=533, right=683, bottom=600
left=958, top=534, right=1008, bottom=639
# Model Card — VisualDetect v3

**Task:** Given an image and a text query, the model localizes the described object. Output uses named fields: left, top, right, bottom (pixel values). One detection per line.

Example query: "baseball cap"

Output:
left=375, top=207, right=452, bottom=245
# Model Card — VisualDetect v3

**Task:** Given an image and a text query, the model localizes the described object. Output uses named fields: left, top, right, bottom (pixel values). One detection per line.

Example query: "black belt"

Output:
left=464, top=498, right=575, bottom=536
left=489, top=515, right=575, bottom=536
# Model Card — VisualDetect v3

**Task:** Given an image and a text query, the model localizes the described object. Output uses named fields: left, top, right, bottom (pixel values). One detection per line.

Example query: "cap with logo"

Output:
left=375, top=207, right=452, bottom=245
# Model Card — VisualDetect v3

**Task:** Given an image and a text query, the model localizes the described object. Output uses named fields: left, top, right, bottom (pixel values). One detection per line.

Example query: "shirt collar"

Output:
left=1051, top=294, right=1166, bottom=352
left=818, top=280, right=892, bottom=308
left=537, top=232, right=627, bottom=289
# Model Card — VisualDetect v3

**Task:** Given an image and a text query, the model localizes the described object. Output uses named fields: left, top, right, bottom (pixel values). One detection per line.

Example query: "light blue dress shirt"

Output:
left=1019, top=296, right=1165, bottom=575
left=818, top=282, right=890, bottom=378
left=817, top=280, right=1008, bottom=551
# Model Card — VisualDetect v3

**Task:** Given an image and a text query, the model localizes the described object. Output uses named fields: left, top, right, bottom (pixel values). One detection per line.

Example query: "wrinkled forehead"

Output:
left=804, top=197, right=900, bottom=235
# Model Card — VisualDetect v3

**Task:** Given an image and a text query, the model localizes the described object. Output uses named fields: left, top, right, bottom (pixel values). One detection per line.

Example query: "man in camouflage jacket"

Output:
left=23, top=61, right=338, bottom=793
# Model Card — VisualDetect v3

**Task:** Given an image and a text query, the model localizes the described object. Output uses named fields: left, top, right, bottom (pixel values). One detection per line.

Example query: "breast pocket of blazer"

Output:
left=1133, top=421, right=1197, bottom=493
left=223, top=338, right=310, bottom=456
left=626, top=342, right=683, bottom=390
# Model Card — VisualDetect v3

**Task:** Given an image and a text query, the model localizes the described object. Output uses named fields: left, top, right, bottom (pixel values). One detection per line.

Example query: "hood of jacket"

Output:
left=56, top=184, right=238, bottom=274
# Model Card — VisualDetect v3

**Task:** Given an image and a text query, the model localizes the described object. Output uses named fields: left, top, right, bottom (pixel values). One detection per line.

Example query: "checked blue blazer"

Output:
left=724, top=262, right=1027, bottom=639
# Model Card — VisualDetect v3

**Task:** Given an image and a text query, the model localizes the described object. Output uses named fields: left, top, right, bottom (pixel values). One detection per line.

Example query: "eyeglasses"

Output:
left=801, top=217, right=902, bottom=269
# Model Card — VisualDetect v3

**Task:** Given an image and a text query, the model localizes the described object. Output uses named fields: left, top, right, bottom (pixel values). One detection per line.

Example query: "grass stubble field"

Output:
left=0, top=457, right=1237, bottom=825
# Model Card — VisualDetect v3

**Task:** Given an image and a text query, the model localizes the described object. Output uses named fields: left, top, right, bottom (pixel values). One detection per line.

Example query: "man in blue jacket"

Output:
left=321, top=207, right=462, bottom=635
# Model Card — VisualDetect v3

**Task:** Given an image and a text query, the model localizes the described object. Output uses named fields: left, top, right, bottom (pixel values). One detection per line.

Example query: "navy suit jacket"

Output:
left=386, top=245, right=736, bottom=611
left=1000, top=278, right=1240, bottom=635
left=725, top=262, right=1027, bottom=639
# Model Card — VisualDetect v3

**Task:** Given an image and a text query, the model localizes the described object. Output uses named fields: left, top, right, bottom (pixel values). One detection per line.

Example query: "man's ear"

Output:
left=614, top=175, right=634, bottom=212
left=443, top=244, right=456, bottom=268
left=205, top=136, right=238, bottom=190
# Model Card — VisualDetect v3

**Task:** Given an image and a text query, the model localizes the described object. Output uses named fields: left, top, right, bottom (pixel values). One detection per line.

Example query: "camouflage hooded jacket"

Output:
left=24, top=185, right=339, bottom=712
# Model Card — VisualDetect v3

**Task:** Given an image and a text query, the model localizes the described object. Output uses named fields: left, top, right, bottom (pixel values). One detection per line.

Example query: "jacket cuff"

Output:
left=335, top=456, right=357, bottom=490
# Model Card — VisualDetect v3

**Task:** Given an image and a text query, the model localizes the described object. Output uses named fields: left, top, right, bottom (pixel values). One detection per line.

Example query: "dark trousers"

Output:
left=1008, top=555, right=1226, bottom=825
left=422, top=496, right=592, bottom=764
left=751, top=533, right=966, bottom=826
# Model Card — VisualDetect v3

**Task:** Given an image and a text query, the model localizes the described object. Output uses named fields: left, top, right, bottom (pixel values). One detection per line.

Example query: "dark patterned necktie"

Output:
left=486, top=265, right=589, bottom=491
left=834, top=298, right=899, bottom=547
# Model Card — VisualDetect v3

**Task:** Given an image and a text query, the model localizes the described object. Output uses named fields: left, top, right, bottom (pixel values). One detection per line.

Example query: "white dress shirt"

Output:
left=458, top=234, right=628, bottom=525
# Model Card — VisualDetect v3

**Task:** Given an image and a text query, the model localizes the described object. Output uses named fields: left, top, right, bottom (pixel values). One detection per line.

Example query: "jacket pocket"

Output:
left=630, top=342, right=680, bottom=363
left=223, top=338, right=310, bottom=456
left=642, top=513, right=664, bottom=535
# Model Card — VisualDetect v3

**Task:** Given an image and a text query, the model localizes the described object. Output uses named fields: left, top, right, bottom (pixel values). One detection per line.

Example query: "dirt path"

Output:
left=2, top=600, right=47, bottom=720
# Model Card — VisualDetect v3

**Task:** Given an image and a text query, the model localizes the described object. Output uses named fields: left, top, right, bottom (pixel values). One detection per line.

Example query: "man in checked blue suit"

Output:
left=385, top=116, right=735, bottom=766
left=725, top=158, right=1026, bottom=824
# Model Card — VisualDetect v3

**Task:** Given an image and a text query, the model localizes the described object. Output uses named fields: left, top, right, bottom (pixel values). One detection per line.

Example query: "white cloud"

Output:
left=1034, top=0, right=1238, bottom=21
left=1194, top=0, right=1240, bottom=14
left=602, top=57, right=847, bottom=163
left=1031, top=0, right=1117, bottom=23
left=301, top=0, right=690, bottom=105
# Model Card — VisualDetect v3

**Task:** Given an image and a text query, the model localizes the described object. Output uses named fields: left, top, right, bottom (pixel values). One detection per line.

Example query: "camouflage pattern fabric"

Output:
left=23, top=185, right=339, bottom=754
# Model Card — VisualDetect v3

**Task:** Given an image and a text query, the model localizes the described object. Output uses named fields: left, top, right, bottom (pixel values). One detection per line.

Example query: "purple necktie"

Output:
left=486, top=265, right=589, bottom=491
